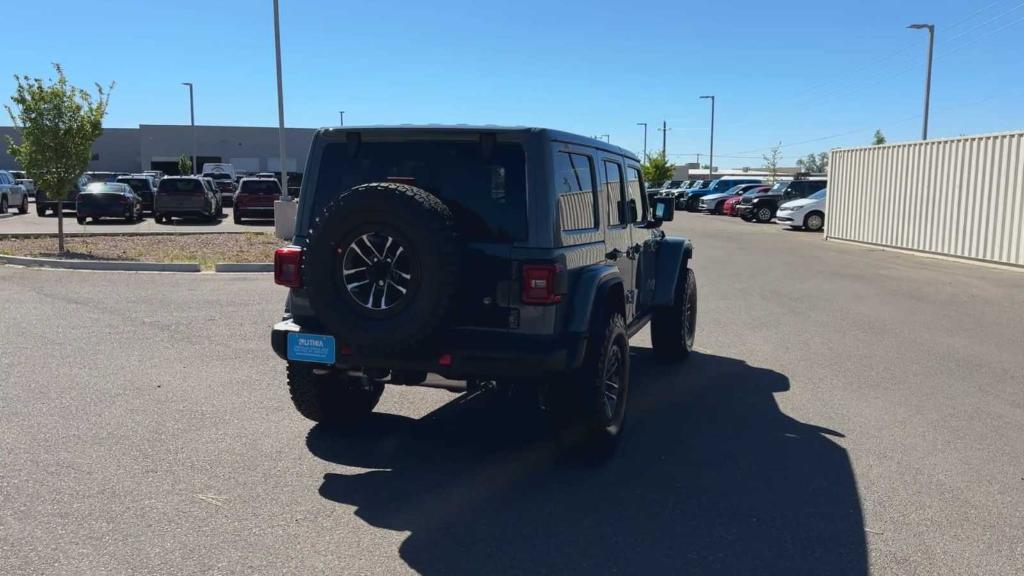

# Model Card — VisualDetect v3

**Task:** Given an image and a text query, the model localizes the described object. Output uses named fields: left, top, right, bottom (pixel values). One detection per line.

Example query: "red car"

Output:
left=233, top=177, right=281, bottom=223
left=724, top=186, right=770, bottom=216
left=723, top=194, right=745, bottom=216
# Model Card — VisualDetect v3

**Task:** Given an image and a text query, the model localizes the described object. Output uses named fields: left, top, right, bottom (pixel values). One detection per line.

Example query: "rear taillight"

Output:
left=521, top=264, right=563, bottom=305
left=274, top=246, right=303, bottom=288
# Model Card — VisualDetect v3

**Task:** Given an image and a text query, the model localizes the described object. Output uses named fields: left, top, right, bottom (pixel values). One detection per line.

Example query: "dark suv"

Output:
left=270, top=126, right=698, bottom=450
left=736, top=176, right=827, bottom=222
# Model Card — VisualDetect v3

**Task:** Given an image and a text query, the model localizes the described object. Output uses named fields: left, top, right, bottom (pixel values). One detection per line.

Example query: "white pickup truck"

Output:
left=0, top=170, right=29, bottom=214
left=9, top=170, right=36, bottom=197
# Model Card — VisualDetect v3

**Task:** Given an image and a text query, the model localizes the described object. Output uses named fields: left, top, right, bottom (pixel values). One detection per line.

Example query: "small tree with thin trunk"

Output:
left=642, top=151, right=676, bottom=184
left=872, top=130, right=887, bottom=146
left=5, top=64, right=113, bottom=253
left=762, top=143, right=783, bottom=183
left=178, top=154, right=193, bottom=176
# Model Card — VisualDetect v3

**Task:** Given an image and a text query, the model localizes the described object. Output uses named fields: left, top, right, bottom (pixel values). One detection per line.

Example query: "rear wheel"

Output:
left=18, top=196, right=28, bottom=214
left=287, top=362, right=384, bottom=426
left=36, top=205, right=47, bottom=217
left=652, top=268, right=697, bottom=361
left=551, top=312, right=630, bottom=454
left=0, top=197, right=7, bottom=213
left=233, top=210, right=242, bottom=224
left=76, top=216, right=87, bottom=225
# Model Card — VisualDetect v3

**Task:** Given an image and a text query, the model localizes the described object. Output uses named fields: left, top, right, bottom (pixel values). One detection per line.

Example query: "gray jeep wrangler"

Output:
left=272, top=126, right=697, bottom=449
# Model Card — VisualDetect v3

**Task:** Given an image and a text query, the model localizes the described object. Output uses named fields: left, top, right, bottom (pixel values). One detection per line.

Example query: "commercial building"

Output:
left=0, top=124, right=317, bottom=175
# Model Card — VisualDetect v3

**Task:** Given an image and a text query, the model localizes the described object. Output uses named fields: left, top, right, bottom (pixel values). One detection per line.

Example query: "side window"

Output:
left=604, top=160, right=626, bottom=227
left=555, top=152, right=597, bottom=232
left=626, top=166, right=646, bottom=223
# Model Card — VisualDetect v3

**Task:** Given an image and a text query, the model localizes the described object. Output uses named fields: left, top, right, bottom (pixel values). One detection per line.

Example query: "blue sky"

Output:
left=3, top=0, right=1023, bottom=166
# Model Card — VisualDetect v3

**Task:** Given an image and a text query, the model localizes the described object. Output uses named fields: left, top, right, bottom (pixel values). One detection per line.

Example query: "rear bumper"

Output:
left=271, top=319, right=588, bottom=380
left=77, top=205, right=131, bottom=217
left=236, top=205, right=275, bottom=217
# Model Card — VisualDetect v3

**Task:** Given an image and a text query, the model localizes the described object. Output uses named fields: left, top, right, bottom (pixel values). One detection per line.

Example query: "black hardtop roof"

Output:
left=317, top=125, right=640, bottom=163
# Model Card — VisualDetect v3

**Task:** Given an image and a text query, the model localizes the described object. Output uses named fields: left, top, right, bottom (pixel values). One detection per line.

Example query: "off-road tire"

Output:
left=651, top=268, right=697, bottom=361
left=287, top=362, right=383, bottom=425
left=551, top=312, right=630, bottom=453
left=303, top=182, right=459, bottom=353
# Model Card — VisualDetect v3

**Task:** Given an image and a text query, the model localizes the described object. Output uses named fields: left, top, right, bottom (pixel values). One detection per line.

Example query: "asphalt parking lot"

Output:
left=2, top=212, right=1022, bottom=575
left=0, top=199, right=272, bottom=234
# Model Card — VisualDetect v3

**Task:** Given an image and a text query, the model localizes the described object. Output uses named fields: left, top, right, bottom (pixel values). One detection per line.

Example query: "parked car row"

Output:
left=654, top=174, right=828, bottom=231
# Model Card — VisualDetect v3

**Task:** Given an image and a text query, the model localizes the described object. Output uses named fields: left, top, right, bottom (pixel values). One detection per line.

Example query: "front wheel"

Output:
left=76, top=216, right=87, bottom=225
left=287, top=362, right=384, bottom=426
left=233, top=210, right=242, bottom=224
left=36, top=205, right=47, bottom=217
left=651, top=268, right=697, bottom=361
left=755, top=206, right=774, bottom=223
left=805, top=211, right=825, bottom=232
left=18, top=196, right=28, bottom=214
left=0, top=197, right=7, bottom=214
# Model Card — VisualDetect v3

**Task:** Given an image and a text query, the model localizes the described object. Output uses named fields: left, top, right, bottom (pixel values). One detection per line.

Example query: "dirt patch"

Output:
left=0, top=233, right=282, bottom=270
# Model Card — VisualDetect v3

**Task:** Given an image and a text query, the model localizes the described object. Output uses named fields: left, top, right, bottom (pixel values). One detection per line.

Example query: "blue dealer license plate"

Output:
left=287, top=333, right=336, bottom=365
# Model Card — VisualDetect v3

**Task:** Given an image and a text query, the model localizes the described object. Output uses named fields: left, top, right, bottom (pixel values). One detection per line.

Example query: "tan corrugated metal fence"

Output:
left=827, top=131, right=1024, bottom=267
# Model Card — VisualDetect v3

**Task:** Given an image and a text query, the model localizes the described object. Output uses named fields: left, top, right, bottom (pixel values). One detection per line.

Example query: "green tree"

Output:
left=762, top=142, right=783, bottom=183
left=5, top=64, right=113, bottom=253
left=642, top=151, right=676, bottom=184
left=178, top=154, right=193, bottom=176
left=872, top=130, right=887, bottom=146
left=796, top=152, right=829, bottom=174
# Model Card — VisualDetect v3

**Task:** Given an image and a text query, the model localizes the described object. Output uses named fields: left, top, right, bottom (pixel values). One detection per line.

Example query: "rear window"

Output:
left=315, top=139, right=527, bottom=242
left=158, top=179, right=204, bottom=194
left=83, top=183, right=123, bottom=194
left=240, top=180, right=281, bottom=195
left=204, top=173, right=232, bottom=180
left=118, top=178, right=151, bottom=193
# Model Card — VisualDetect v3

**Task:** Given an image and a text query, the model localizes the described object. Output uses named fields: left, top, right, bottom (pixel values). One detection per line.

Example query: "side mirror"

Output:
left=652, top=196, right=674, bottom=224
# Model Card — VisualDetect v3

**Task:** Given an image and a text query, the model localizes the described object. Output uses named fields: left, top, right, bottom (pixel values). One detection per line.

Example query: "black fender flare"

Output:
left=567, top=264, right=624, bottom=336
left=653, top=237, right=693, bottom=307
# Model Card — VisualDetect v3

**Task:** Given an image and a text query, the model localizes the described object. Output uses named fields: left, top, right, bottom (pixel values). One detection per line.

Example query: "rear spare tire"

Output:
left=303, top=182, right=459, bottom=353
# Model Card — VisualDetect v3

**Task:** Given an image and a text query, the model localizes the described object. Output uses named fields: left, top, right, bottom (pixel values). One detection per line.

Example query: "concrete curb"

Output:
left=0, top=254, right=201, bottom=272
left=214, top=262, right=273, bottom=273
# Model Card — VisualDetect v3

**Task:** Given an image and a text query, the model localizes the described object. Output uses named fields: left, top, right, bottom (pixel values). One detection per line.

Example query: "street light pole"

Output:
left=272, top=0, right=288, bottom=199
left=339, top=111, right=345, bottom=126
left=908, top=23, right=935, bottom=140
left=636, top=122, right=648, bottom=159
left=700, top=95, right=715, bottom=180
left=181, top=82, right=195, bottom=174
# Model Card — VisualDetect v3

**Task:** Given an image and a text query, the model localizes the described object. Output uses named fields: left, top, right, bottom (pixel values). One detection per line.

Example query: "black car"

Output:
left=116, top=175, right=157, bottom=214
left=203, top=172, right=237, bottom=206
left=270, top=126, right=698, bottom=451
left=76, top=182, right=143, bottom=223
left=36, top=175, right=90, bottom=216
left=736, top=176, right=827, bottom=222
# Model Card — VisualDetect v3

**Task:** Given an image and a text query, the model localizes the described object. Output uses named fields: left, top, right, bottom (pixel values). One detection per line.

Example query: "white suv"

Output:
left=777, top=188, right=826, bottom=231
left=0, top=170, right=29, bottom=214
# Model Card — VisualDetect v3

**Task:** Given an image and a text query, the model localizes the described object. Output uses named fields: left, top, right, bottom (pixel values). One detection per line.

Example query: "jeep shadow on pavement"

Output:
left=306, top=350, right=868, bottom=575
left=272, top=126, right=698, bottom=451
